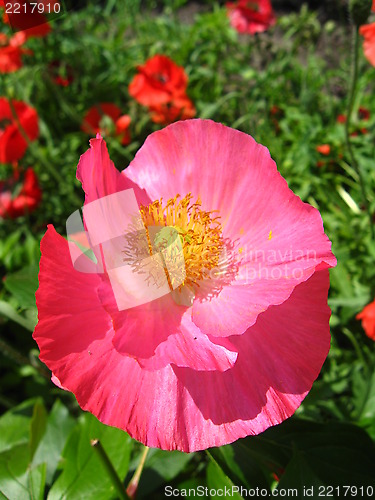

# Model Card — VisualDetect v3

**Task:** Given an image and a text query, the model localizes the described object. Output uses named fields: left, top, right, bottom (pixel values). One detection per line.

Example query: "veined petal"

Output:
left=135, top=314, right=238, bottom=372
left=124, top=119, right=336, bottom=336
left=34, top=226, right=111, bottom=361
left=98, top=276, right=237, bottom=372
left=77, top=135, right=150, bottom=206
left=35, top=244, right=331, bottom=452
left=172, top=270, right=331, bottom=450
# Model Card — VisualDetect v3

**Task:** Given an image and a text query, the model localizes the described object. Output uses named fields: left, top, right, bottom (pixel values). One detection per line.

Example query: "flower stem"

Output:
left=126, top=445, right=150, bottom=499
left=91, top=439, right=129, bottom=500
left=342, top=327, right=369, bottom=377
left=0, top=336, right=50, bottom=379
left=344, top=27, right=374, bottom=239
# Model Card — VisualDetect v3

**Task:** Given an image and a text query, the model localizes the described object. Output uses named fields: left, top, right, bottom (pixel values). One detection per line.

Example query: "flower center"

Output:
left=155, top=72, right=168, bottom=84
left=139, top=193, right=224, bottom=291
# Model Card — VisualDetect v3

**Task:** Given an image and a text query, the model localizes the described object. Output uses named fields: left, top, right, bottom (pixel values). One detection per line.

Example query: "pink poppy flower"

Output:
left=226, top=0, right=276, bottom=35
left=33, top=119, right=336, bottom=452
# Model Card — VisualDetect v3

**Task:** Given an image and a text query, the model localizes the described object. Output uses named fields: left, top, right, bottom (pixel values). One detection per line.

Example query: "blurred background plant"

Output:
left=0, top=0, right=375, bottom=498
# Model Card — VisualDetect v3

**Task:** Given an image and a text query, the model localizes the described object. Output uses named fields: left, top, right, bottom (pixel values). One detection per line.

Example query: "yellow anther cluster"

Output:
left=140, top=193, right=223, bottom=289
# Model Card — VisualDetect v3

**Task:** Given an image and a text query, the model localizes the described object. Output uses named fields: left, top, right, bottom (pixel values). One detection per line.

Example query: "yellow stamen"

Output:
left=139, top=193, right=224, bottom=290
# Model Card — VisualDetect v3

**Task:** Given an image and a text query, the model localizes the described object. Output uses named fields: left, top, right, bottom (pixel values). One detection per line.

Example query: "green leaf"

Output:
left=0, top=230, right=22, bottom=266
left=0, top=400, right=35, bottom=454
left=355, top=369, right=375, bottom=421
left=0, top=400, right=48, bottom=499
left=28, top=462, right=47, bottom=500
left=0, top=445, right=46, bottom=500
left=0, top=300, right=36, bottom=332
left=276, top=450, right=325, bottom=498
left=135, top=448, right=194, bottom=498
left=142, top=448, right=193, bottom=482
left=209, top=443, right=270, bottom=490
left=30, top=400, right=48, bottom=460
left=47, top=413, right=132, bottom=500
left=241, top=419, right=375, bottom=488
left=3, top=264, right=39, bottom=308
left=32, top=400, right=75, bottom=484
left=206, top=453, right=244, bottom=499
left=0, top=444, right=32, bottom=500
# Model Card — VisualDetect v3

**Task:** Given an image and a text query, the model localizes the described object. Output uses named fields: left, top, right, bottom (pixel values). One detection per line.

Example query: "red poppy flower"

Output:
left=360, top=22, right=375, bottom=67
left=0, top=32, right=30, bottom=72
left=129, top=55, right=189, bottom=107
left=81, top=103, right=131, bottom=146
left=356, top=299, right=375, bottom=341
left=270, top=105, right=283, bottom=133
left=33, top=120, right=336, bottom=452
left=358, top=106, right=370, bottom=120
left=0, top=98, right=39, bottom=163
left=350, top=128, right=369, bottom=137
left=48, top=60, right=73, bottom=87
left=337, top=108, right=370, bottom=133
left=0, top=167, right=41, bottom=218
left=226, top=0, right=276, bottom=35
left=316, top=144, right=331, bottom=156
left=270, top=105, right=281, bottom=116
left=1, top=0, right=53, bottom=38
left=149, top=95, right=196, bottom=125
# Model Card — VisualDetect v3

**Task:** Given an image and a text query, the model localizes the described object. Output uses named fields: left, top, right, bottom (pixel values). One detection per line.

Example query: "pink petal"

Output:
left=172, top=269, right=331, bottom=450
left=98, top=275, right=238, bottom=372
left=191, top=267, right=313, bottom=337
left=124, top=119, right=336, bottom=336
left=34, top=226, right=111, bottom=361
left=36, top=246, right=331, bottom=451
left=77, top=135, right=150, bottom=206
left=97, top=275, right=187, bottom=358
left=75, top=136, right=151, bottom=275
left=135, top=314, right=238, bottom=371
left=35, top=225, right=237, bottom=384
